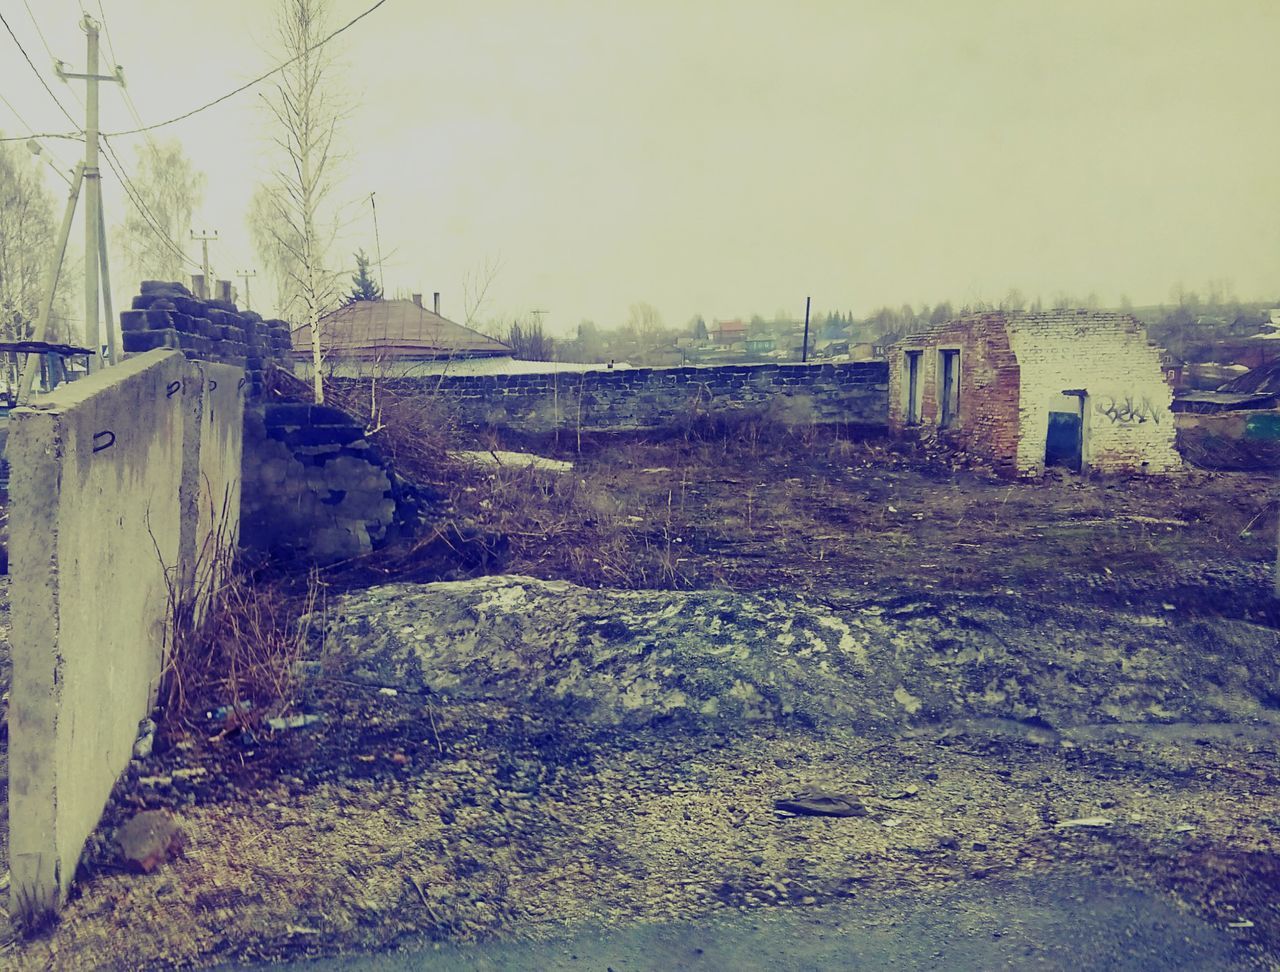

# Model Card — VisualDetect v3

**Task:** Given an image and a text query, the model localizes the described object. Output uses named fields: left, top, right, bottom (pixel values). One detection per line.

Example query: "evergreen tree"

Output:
left=346, top=248, right=383, bottom=303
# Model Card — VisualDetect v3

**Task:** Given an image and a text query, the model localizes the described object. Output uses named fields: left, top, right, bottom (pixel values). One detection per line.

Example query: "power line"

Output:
left=101, top=143, right=198, bottom=271
left=102, top=0, right=390, bottom=137
left=100, top=135, right=199, bottom=271
left=92, top=0, right=170, bottom=173
left=0, top=131, right=83, bottom=143
left=0, top=91, right=36, bottom=133
left=21, top=1, right=86, bottom=114
left=0, top=10, right=80, bottom=130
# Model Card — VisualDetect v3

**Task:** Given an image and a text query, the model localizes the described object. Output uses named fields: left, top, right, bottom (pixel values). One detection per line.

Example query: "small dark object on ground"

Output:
left=774, top=789, right=867, bottom=817
left=117, top=810, right=186, bottom=874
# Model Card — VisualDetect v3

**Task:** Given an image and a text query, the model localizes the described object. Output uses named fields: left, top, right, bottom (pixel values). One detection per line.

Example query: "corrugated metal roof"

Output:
left=291, top=299, right=512, bottom=360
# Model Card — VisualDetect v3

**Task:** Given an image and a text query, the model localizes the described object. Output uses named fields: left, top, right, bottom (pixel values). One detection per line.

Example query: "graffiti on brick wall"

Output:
left=1095, top=394, right=1162, bottom=425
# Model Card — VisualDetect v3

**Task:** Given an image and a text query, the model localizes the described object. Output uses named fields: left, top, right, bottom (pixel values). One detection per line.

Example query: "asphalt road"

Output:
left=233, top=873, right=1261, bottom=971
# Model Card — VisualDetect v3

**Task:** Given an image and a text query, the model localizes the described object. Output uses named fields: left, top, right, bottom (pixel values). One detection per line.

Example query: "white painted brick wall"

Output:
left=1006, top=313, right=1180, bottom=476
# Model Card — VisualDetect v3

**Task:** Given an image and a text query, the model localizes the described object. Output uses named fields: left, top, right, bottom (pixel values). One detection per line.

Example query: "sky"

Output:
left=2, top=0, right=1278, bottom=336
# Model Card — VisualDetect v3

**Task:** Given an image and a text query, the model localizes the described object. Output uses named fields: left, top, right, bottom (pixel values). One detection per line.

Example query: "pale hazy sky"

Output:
left=3, top=0, right=1278, bottom=334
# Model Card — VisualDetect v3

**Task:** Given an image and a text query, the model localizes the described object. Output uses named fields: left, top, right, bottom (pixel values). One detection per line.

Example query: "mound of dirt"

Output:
left=316, top=577, right=1280, bottom=734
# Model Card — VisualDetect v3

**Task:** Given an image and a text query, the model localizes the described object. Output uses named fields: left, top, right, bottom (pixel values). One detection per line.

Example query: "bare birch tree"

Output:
left=254, top=0, right=344, bottom=403
left=116, top=139, right=205, bottom=285
left=0, top=140, right=77, bottom=346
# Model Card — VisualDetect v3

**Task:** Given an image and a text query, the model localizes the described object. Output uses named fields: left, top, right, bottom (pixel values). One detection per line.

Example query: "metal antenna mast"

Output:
left=369, top=192, right=385, bottom=294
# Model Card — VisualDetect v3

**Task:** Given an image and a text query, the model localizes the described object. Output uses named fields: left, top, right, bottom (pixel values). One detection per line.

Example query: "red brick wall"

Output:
left=887, top=316, right=1021, bottom=472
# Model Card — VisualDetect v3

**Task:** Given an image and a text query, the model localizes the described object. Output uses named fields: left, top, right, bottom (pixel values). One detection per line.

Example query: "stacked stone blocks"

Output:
left=120, top=280, right=292, bottom=399
left=241, top=403, right=414, bottom=565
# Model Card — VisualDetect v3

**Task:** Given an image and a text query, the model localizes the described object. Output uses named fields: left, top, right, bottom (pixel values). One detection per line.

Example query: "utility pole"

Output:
left=18, top=165, right=85, bottom=403
left=56, top=15, right=123, bottom=374
left=801, top=295, right=812, bottom=363
left=190, top=230, right=218, bottom=298
left=235, top=269, right=257, bottom=311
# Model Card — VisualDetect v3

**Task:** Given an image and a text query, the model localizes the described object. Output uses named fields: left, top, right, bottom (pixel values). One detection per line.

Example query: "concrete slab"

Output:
left=7, top=349, right=244, bottom=921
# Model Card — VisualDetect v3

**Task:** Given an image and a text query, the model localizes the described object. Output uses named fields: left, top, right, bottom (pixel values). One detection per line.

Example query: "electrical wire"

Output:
left=0, top=10, right=80, bottom=130
left=22, top=0, right=85, bottom=114
left=102, top=0, right=390, bottom=136
left=100, top=135, right=199, bottom=270
left=1, top=0, right=390, bottom=143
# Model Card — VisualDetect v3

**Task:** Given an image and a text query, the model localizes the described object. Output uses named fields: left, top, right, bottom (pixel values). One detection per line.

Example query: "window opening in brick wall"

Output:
left=939, top=349, right=960, bottom=428
left=905, top=351, right=922, bottom=424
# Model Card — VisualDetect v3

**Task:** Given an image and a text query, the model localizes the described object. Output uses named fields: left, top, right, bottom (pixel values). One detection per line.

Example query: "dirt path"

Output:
left=226, top=873, right=1256, bottom=971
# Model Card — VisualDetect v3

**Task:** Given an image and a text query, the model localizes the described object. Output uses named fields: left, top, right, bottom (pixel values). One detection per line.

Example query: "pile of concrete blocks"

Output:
left=120, top=280, right=292, bottom=398
left=241, top=403, right=423, bottom=564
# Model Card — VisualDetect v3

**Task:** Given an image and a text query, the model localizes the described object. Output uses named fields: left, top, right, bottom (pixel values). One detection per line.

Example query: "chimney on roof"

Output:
left=433, top=292, right=440, bottom=315
left=411, top=293, right=423, bottom=308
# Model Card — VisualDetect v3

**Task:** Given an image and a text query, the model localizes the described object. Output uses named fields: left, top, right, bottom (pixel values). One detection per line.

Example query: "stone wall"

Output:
left=8, top=350, right=242, bottom=920
left=241, top=403, right=419, bottom=565
left=345, top=361, right=889, bottom=435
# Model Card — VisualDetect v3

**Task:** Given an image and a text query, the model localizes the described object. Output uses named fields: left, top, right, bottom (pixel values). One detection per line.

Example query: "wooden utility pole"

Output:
left=55, top=14, right=123, bottom=373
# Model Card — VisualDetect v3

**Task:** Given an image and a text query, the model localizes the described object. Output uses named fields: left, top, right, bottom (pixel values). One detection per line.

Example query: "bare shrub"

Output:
left=155, top=493, right=319, bottom=732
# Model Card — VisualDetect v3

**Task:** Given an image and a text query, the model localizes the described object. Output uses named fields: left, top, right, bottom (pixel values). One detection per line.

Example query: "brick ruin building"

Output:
left=887, top=310, right=1181, bottom=477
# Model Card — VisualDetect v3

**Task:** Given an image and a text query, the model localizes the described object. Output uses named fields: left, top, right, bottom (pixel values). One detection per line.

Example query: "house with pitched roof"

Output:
left=290, top=294, right=512, bottom=377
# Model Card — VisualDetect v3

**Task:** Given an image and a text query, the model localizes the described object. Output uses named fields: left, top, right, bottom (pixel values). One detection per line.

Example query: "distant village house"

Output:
left=291, top=294, right=512, bottom=378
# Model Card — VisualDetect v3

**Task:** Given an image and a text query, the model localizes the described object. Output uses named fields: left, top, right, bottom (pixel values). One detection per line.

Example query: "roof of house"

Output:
left=1219, top=358, right=1280, bottom=395
left=714, top=320, right=748, bottom=332
left=291, top=299, right=512, bottom=360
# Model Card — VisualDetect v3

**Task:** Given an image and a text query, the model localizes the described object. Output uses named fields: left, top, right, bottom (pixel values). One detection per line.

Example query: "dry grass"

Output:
left=156, top=490, right=320, bottom=733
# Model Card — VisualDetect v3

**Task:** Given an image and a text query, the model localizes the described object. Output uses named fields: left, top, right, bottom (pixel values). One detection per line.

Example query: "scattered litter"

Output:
left=1162, top=603, right=1177, bottom=611
left=378, top=687, right=399, bottom=697
left=627, top=515, right=644, bottom=523
left=208, top=701, right=253, bottom=722
left=267, top=714, right=324, bottom=731
left=1228, top=919, right=1255, bottom=929
left=774, top=789, right=867, bottom=818
left=887, top=505, right=898, bottom=513
left=133, top=718, right=156, bottom=760
left=640, top=467, right=672, bottom=474
left=1054, top=816, right=1114, bottom=829
left=1173, top=823, right=1196, bottom=833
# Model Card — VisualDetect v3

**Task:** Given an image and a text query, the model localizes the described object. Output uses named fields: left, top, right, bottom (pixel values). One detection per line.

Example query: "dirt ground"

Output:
left=0, top=430, right=1277, bottom=970
left=367, top=428, right=1278, bottom=622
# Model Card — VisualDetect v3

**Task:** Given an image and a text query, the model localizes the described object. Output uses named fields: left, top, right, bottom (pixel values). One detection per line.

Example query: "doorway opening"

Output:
left=939, top=350, right=960, bottom=428
left=905, top=351, right=922, bottom=425
left=1045, top=390, right=1086, bottom=471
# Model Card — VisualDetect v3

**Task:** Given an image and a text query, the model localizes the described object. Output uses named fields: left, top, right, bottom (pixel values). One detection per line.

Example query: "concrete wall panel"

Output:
left=8, top=349, right=244, bottom=919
